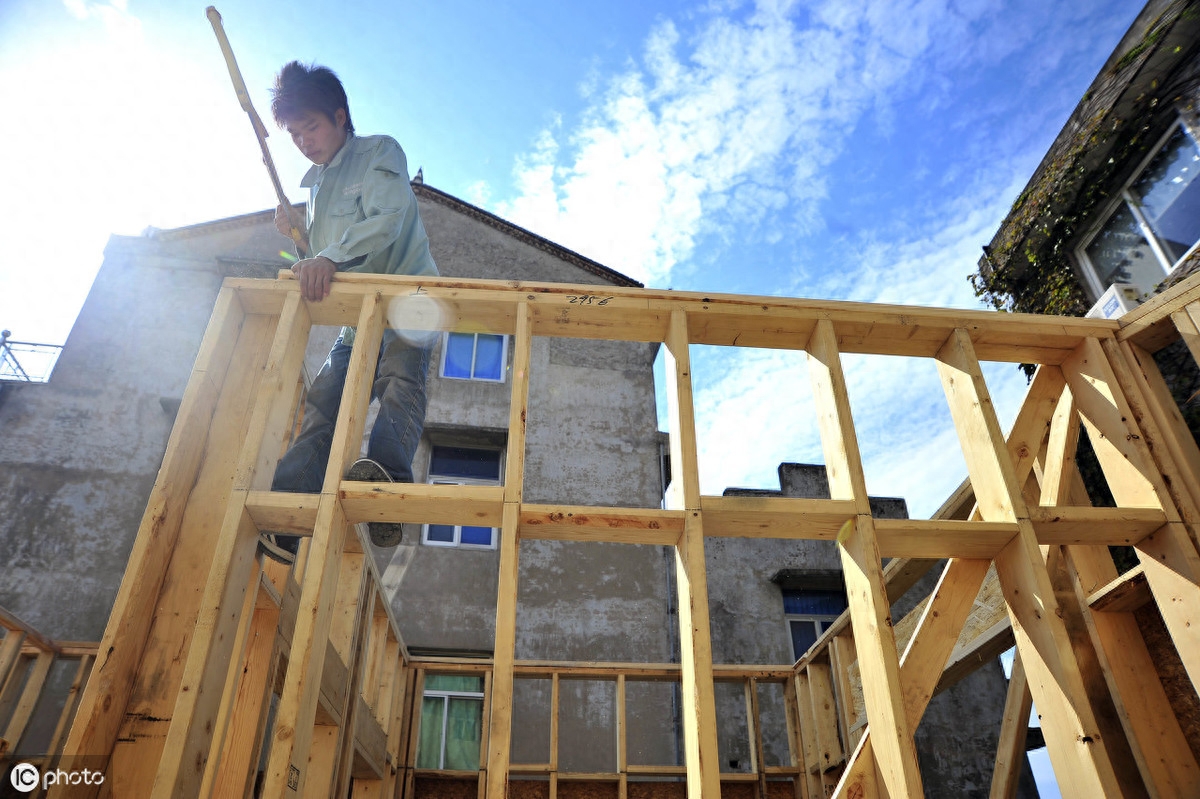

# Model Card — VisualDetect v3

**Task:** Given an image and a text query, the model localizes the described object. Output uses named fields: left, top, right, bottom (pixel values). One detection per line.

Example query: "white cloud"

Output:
left=522, top=0, right=1116, bottom=514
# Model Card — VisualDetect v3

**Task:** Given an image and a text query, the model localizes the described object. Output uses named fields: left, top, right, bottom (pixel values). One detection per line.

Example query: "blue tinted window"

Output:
left=790, top=620, right=817, bottom=659
left=430, top=447, right=502, bottom=480
left=427, top=524, right=455, bottom=543
left=460, top=526, right=493, bottom=546
left=443, top=332, right=475, bottom=378
left=782, top=590, right=847, bottom=616
left=474, top=334, right=504, bottom=380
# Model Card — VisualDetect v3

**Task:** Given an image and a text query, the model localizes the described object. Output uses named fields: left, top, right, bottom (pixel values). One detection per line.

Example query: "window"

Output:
left=417, top=675, right=485, bottom=770
left=441, top=332, right=507, bottom=381
left=424, top=446, right=503, bottom=548
left=783, top=589, right=847, bottom=661
left=1078, top=120, right=1200, bottom=299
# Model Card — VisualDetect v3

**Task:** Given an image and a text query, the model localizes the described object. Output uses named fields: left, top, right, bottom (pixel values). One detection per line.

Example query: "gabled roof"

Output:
left=412, top=183, right=643, bottom=288
left=147, top=182, right=644, bottom=288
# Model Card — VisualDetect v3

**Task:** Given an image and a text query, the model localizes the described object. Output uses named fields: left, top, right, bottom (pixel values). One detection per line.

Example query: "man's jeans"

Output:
left=272, top=329, right=430, bottom=493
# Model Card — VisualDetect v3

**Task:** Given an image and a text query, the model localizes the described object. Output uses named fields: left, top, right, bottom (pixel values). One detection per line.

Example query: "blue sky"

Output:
left=0, top=1, right=1147, bottom=793
left=0, top=0, right=1140, bottom=509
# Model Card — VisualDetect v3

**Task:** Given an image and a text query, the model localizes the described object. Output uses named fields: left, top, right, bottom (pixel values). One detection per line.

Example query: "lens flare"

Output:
left=387, top=293, right=445, bottom=346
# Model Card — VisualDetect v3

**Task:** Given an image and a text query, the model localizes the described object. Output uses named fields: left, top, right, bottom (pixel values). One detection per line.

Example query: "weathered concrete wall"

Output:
left=0, top=228, right=269, bottom=639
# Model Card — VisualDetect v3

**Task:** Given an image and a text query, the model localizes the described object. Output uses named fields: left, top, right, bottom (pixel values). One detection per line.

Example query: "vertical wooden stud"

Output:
left=808, top=318, right=923, bottom=798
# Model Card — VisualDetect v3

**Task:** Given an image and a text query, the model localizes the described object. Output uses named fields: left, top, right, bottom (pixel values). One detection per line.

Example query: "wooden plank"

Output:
left=0, top=607, right=60, bottom=655
left=664, top=309, right=701, bottom=511
left=1065, top=338, right=1200, bottom=691
left=1116, top=270, right=1200, bottom=349
left=938, top=329, right=1122, bottom=798
left=1122, top=340, right=1200, bottom=528
left=675, top=512, right=721, bottom=799
left=486, top=503, right=521, bottom=799
left=260, top=497, right=353, bottom=796
left=505, top=302, right=533, bottom=504
left=835, top=557, right=991, bottom=796
left=1061, top=338, right=1160, bottom=508
left=781, top=674, right=809, bottom=799
left=487, top=303, right=531, bottom=799
left=1027, top=506, right=1167, bottom=545
left=235, top=271, right=1120, bottom=361
left=45, top=654, right=94, bottom=768
left=872, top=518, right=1016, bottom=558
left=150, top=500, right=264, bottom=798
left=616, top=674, right=626, bottom=777
left=988, top=652, right=1032, bottom=799
left=1066, top=547, right=1200, bottom=797
left=808, top=318, right=922, bottom=797
left=826, top=633, right=860, bottom=753
left=897, top=558, right=992, bottom=729
left=107, top=311, right=276, bottom=797
left=519, top=505, right=684, bottom=546
left=196, top=560, right=270, bottom=798
left=262, top=294, right=384, bottom=795
left=56, top=288, right=246, bottom=792
left=806, top=663, right=844, bottom=774
left=1086, top=566, right=1151, bottom=613
left=550, top=673, right=560, bottom=775
left=2, top=650, right=54, bottom=752
left=0, top=631, right=26, bottom=695
left=792, top=672, right=824, bottom=799
left=211, top=595, right=282, bottom=799
left=746, top=679, right=768, bottom=799
left=246, top=490, right=321, bottom=536
left=303, top=723, right=341, bottom=799
left=1173, top=305, right=1200, bottom=366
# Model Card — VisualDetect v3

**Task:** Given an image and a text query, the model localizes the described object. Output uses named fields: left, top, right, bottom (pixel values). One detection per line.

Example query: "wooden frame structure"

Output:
left=0, top=609, right=96, bottom=771
left=45, top=271, right=1200, bottom=798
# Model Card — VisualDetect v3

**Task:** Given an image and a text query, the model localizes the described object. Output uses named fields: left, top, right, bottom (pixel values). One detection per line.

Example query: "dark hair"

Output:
left=270, top=61, right=354, bottom=135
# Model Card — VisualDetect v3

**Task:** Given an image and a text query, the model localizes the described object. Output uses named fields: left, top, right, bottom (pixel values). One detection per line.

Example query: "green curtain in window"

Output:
left=444, top=698, right=482, bottom=770
left=424, top=675, right=485, bottom=692
left=417, top=696, right=444, bottom=769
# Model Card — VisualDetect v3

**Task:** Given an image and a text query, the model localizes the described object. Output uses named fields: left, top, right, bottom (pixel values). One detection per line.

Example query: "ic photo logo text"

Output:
left=9, top=762, right=105, bottom=792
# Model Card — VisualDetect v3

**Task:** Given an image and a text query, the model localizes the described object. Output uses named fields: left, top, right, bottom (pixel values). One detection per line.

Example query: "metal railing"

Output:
left=0, top=330, right=63, bottom=383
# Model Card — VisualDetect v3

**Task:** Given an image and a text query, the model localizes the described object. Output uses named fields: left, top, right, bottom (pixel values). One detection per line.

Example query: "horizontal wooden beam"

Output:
left=227, top=273, right=1118, bottom=362
left=1117, top=270, right=1200, bottom=350
left=338, top=482, right=506, bottom=526
left=519, top=505, right=684, bottom=545
left=0, top=607, right=60, bottom=655
left=873, top=519, right=1016, bottom=559
left=700, top=495, right=857, bottom=539
left=1028, top=506, right=1166, bottom=545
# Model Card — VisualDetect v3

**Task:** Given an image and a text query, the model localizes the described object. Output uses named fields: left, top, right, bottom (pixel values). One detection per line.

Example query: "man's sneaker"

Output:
left=257, top=531, right=299, bottom=565
left=346, top=458, right=405, bottom=548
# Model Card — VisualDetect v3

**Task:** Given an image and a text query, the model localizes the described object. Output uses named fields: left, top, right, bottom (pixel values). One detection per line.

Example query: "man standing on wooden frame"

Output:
left=258, top=61, right=439, bottom=564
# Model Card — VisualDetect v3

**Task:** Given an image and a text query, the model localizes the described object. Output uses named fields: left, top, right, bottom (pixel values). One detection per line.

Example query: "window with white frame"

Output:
left=1078, top=119, right=1200, bottom=300
left=416, top=674, right=485, bottom=770
left=424, top=445, right=502, bottom=548
left=440, top=332, right=507, bottom=382
left=783, top=589, right=848, bottom=661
